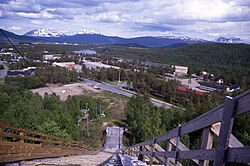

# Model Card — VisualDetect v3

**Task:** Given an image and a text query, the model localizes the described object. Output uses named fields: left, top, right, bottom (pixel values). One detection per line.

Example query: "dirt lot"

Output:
left=31, top=82, right=102, bottom=101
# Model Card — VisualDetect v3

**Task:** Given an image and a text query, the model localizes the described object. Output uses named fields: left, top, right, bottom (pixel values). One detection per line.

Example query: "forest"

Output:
left=5, top=61, right=79, bottom=89
left=0, top=83, right=103, bottom=142
left=97, top=43, right=250, bottom=89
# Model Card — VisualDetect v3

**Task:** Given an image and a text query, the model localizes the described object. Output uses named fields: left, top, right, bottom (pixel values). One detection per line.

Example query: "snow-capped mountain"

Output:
left=75, top=29, right=101, bottom=35
left=25, top=28, right=66, bottom=37
left=158, top=36, right=207, bottom=42
left=215, top=37, right=244, bottom=44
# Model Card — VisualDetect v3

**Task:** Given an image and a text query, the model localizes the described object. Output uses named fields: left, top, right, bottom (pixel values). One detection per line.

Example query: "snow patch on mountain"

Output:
left=75, top=29, right=101, bottom=35
left=25, top=28, right=66, bottom=37
left=158, top=35, right=207, bottom=42
left=215, top=37, right=244, bottom=44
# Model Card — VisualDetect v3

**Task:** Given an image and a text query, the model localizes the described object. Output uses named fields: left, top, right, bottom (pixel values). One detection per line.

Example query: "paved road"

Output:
left=84, top=78, right=133, bottom=97
left=84, top=78, right=172, bottom=109
left=0, top=61, right=8, bottom=78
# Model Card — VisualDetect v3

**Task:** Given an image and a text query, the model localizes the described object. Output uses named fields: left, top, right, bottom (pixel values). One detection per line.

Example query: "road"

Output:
left=0, top=61, right=8, bottom=78
left=84, top=78, right=172, bottom=109
left=104, top=126, right=123, bottom=150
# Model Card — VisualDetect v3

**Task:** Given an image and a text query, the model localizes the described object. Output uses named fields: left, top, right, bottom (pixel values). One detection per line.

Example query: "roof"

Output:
left=176, top=86, right=205, bottom=95
left=7, top=69, right=36, bottom=76
left=175, top=65, right=188, bottom=70
left=229, top=84, right=240, bottom=90
left=198, top=82, right=225, bottom=90
left=52, top=62, right=75, bottom=67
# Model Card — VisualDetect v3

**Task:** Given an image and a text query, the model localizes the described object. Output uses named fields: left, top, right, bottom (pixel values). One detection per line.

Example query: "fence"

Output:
left=0, top=122, right=104, bottom=163
left=124, top=89, right=250, bottom=166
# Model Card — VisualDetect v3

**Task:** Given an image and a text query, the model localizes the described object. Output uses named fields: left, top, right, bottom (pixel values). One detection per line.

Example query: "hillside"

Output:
left=98, top=43, right=250, bottom=87
left=0, top=29, right=44, bottom=43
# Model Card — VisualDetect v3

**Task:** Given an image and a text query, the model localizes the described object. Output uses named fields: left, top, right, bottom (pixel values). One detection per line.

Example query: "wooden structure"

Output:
left=0, top=122, right=103, bottom=163
left=124, top=89, right=250, bottom=165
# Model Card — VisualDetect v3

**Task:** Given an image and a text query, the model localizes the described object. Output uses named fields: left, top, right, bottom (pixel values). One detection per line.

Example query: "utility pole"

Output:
left=86, top=103, right=89, bottom=137
left=118, top=68, right=121, bottom=85
left=118, top=127, right=121, bottom=153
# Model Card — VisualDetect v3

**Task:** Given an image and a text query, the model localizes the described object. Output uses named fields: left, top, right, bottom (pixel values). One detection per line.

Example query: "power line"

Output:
left=0, top=29, right=57, bottom=97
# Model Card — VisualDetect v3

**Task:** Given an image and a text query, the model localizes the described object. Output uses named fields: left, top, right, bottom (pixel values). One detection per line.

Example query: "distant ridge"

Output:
left=0, top=29, right=248, bottom=47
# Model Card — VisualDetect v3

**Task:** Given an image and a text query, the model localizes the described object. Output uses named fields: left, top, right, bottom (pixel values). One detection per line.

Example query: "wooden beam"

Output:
left=227, top=147, right=250, bottom=163
left=198, top=127, right=214, bottom=166
left=214, top=96, right=237, bottom=166
left=165, top=141, right=172, bottom=166
left=150, top=143, right=155, bottom=166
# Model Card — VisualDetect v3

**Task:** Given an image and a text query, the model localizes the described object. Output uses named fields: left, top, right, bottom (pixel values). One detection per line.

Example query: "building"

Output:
left=198, top=82, right=226, bottom=92
left=83, top=61, right=119, bottom=69
left=43, top=54, right=62, bottom=60
left=7, top=67, right=36, bottom=77
left=52, top=62, right=75, bottom=70
left=73, top=50, right=97, bottom=55
left=176, top=85, right=206, bottom=95
left=174, top=65, right=189, bottom=74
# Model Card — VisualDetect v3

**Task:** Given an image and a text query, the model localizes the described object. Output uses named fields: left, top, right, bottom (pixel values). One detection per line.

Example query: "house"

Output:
left=52, top=62, right=75, bottom=70
left=174, top=65, right=189, bottom=75
left=43, top=54, right=62, bottom=60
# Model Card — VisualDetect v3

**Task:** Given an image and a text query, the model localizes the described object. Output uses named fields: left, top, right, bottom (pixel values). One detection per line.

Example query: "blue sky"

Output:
left=1, top=0, right=250, bottom=41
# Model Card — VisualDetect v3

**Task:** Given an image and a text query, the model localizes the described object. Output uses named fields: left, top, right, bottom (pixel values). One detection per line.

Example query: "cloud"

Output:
left=31, top=20, right=42, bottom=25
left=0, top=0, right=250, bottom=40
left=93, top=11, right=121, bottom=22
left=8, top=25, right=21, bottom=30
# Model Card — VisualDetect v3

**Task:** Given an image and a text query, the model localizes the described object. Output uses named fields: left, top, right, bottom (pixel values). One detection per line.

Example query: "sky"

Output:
left=1, top=0, right=250, bottom=41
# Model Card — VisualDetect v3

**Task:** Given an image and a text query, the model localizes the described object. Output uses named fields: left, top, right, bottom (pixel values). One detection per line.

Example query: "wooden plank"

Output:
left=227, top=147, right=250, bottom=163
left=0, top=132, right=62, bottom=145
left=0, top=122, right=64, bottom=141
left=235, top=89, right=250, bottom=116
left=214, top=96, right=237, bottom=166
left=170, top=138, right=199, bottom=164
left=199, top=127, right=214, bottom=166
left=0, top=144, right=89, bottom=163
left=165, top=141, right=172, bottom=166
left=178, top=149, right=216, bottom=160
left=180, top=105, right=223, bottom=136
left=156, top=128, right=178, bottom=144
left=150, top=144, right=155, bottom=166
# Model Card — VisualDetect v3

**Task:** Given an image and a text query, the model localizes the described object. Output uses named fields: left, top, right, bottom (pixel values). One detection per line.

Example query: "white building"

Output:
left=43, top=54, right=61, bottom=60
left=52, top=62, right=75, bottom=70
left=174, top=65, right=189, bottom=74
left=84, top=61, right=119, bottom=69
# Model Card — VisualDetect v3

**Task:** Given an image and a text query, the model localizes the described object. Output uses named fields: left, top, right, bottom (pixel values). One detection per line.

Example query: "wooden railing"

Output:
left=124, top=89, right=250, bottom=166
left=0, top=122, right=104, bottom=163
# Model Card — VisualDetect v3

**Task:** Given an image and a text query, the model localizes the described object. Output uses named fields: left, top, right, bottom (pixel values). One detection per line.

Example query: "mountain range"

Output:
left=0, top=28, right=247, bottom=48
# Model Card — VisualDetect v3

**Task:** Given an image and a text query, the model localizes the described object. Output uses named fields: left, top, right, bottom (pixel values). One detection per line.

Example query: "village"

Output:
left=0, top=46, right=240, bottom=96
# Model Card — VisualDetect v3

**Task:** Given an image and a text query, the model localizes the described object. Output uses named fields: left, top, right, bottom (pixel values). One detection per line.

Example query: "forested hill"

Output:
left=99, top=43, right=250, bottom=87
